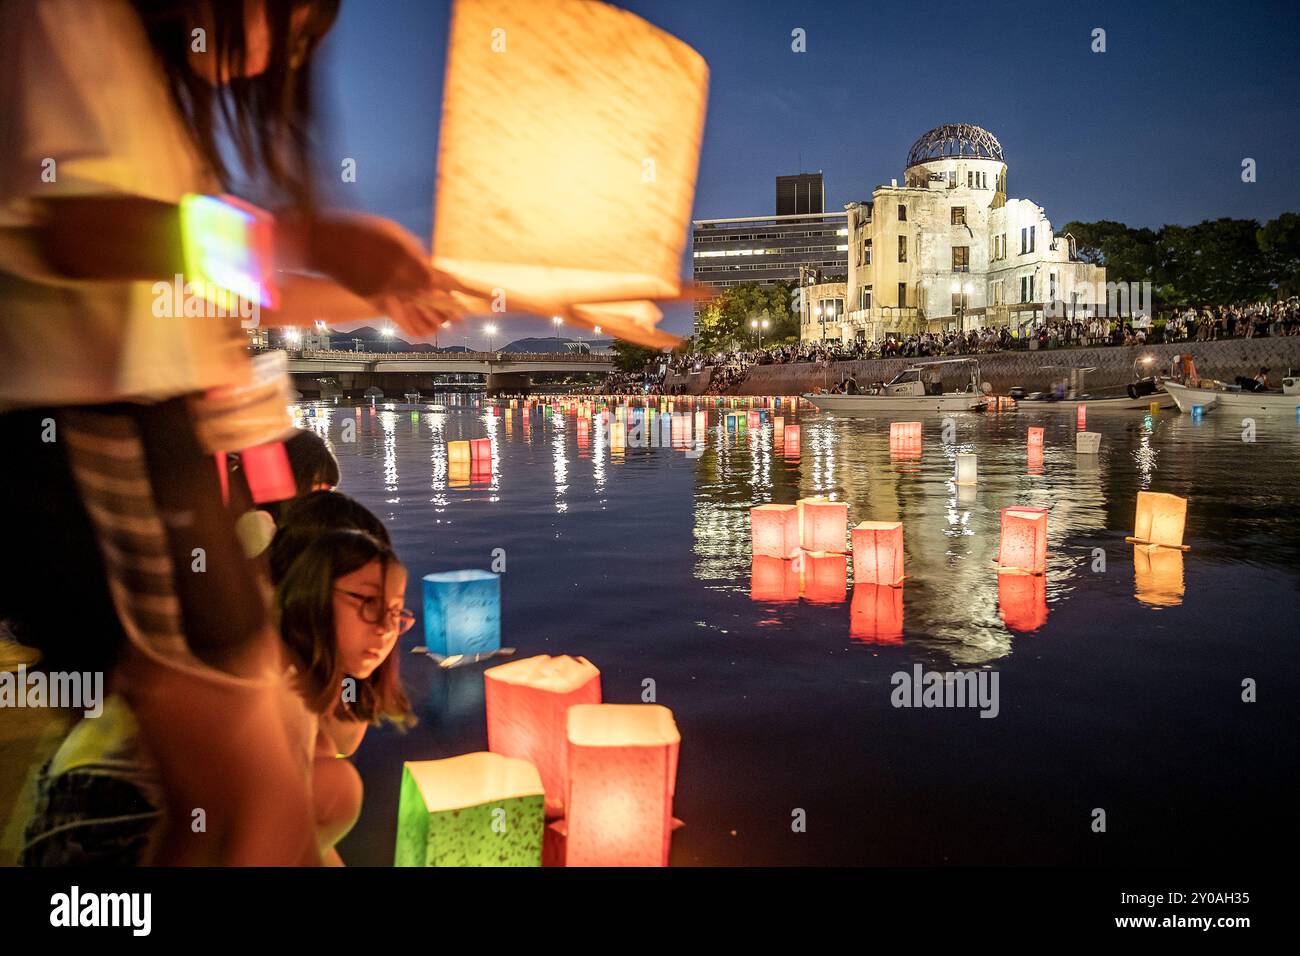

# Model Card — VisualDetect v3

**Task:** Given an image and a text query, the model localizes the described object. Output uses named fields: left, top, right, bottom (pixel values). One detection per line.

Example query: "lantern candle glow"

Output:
left=797, top=497, right=848, bottom=553
left=996, top=506, right=1048, bottom=574
left=1126, top=491, right=1189, bottom=550
left=851, top=521, right=905, bottom=586
left=751, top=503, right=800, bottom=559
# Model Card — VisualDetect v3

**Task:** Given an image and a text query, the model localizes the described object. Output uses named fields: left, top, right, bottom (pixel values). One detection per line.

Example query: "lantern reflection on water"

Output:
left=850, top=583, right=904, bottom=644
left=394, top=752, right=544, bottom=867
left=423, top=569, right=501, bottom=656
left=851, top=521, right=905, bottom=586
left=485, top=655, right=602, bottom=815
left=998, top=571, right=1048, bottom=632
left=1133, top=544, right=1185, bottom=607
left=797, top=497, right=848, bottom=553
left=997, top=506, right=1048, bottom=574
left=1127, top=491, right=1189, bottom=551
left=801, top=551, right=846, bottom=603
left=750, top=555, right=801, bottom=602
left=751, top=503, right=800, bottom=559
left=565, top=704, right=680, bottom=867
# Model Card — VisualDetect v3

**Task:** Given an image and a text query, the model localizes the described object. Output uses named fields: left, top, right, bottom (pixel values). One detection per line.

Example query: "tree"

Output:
left=695, top=282, right=796, bottom=352
left=609, top=339, right=661, bottom=373
left=1258, top=213, right=1300, bottom=297
left=1157, top=219, right=1270, bottom=306
left=1061, top=220, right=1158, bottom=285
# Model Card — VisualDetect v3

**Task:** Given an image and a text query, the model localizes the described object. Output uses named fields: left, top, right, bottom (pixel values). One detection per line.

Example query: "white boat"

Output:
left=1013, top=357, right=1176, bottom=411
left=1165, top=379, right=1300, bottom=415
left=803, top=358, right=991, bottom=414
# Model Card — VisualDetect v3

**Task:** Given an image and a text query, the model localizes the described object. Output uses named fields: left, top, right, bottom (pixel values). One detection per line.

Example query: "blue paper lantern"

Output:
left=423, top=570, right=501, bottom=657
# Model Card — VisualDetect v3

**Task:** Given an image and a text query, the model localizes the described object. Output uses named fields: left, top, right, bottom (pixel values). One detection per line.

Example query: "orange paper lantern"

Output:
left=997, top=506, right=1048, bottom=574
left=1127, top=491, right=1188, bottom=550
left=751, top=504, right=800, bottom=559
left=890, top=421, right=922, bottom=441
left=851, top=521, right=905, bottom=586
left=448, top=440, right=471, bottom=465
left=798, top=497, right=848, bottom=553
left=801, top=551, right=846, bottom=603
left=750, top=555, right=801, bottom=602
left=998, top=572, right=1048, bottom=632
left=485, top=655, right=602, bottom=815
left=849, top=583, right=904, bottom=644
left=565, top=704, right=680, bottom=867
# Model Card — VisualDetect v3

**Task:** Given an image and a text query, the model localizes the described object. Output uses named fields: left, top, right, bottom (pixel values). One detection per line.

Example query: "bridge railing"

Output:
left=259, top=347, right=612, bottom=364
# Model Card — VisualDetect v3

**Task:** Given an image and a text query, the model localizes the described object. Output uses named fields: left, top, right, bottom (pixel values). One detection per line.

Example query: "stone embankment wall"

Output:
left=730, top=338, right=1300, bottom=395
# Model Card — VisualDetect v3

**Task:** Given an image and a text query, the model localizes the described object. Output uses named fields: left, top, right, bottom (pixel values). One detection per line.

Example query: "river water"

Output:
left=295, top=396, right=1299, bottom=866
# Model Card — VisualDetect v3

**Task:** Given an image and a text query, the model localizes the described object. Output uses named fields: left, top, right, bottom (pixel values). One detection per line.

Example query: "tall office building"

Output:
left=775, top=172, right=825, bottom=216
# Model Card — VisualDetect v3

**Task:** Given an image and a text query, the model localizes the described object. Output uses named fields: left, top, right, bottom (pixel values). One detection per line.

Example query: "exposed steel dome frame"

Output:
left=906, top=124, right=1004, bottom=168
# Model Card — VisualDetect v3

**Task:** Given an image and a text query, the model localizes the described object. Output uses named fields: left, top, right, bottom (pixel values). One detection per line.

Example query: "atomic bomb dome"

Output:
left=906, top=124, right=1005, bottom=169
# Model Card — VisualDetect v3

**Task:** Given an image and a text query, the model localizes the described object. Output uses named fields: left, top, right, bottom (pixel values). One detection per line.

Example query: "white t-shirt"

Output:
left=0, top=0, right=250, bottom=409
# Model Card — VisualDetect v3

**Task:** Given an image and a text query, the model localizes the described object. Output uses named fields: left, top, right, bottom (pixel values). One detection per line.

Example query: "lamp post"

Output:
left=380, top=325, right=394, bottom=353
left=552, top=315, right=562, bottom=339
left=951, top=280, right=974, bottom=334
left=815, top=306, right=825, bottom=342
left=750, top=317, right=769, bottom=350
left=485, top=323, right=497, bottom=353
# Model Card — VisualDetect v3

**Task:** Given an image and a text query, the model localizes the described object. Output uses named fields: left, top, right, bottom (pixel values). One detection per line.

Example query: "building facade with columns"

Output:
left=802, top=124, right=1105, bottom=344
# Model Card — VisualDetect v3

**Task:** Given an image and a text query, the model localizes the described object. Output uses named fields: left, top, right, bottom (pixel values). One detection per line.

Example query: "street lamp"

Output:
left=552, top=315, right=562, bottom=338
left=815, top=306, right=825, bottom=342
left=485, top=323, right=497, bottom=352
left=951, top=280, right=974, bottom=334
left=750, top=317, right=770, bottom=350
left=380, top=325, right=394, bottom=353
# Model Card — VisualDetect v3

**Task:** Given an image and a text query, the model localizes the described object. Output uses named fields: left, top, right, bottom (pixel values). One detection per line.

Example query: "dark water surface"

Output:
left=302, top=397, right=1299, bottom=866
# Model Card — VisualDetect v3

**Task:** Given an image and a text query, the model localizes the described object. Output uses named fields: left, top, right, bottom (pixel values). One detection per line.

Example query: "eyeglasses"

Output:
left=334, top=589, right=416, bottom=634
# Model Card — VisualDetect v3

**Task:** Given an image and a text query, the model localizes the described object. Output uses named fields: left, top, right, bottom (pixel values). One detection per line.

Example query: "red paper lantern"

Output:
left=798, top=497, right=848, bottom=552
left=750, top=556, right=801, bottom=602
left=1027, top=426, right=1044, bottom=447
left=997, top=506, right=1048, bottom=574
left=783, top=424, right=801, bottom=457
left=851, top=521, right=905, bottom=586
left=751, top=504, right=800, bottom=559
left=890, top=421, right=922, bottom=441
left=565, top=704, right=680, bottom=867
left=801, top=551, right=846, bottom=603
left=471, top=438, right=492, bottom=463
left=1076, top=404, right=1086, bottom=429
left=850, top=583, right=904, bottom=644
left=241, top=441, right=295, bottom=503
left=998, top=571, right=1048, bottom=632
left=485, top=655, right=602, bottom=816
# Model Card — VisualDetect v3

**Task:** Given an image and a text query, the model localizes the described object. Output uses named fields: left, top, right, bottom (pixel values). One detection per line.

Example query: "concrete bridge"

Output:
left=270, top=348, right=615, bottom=397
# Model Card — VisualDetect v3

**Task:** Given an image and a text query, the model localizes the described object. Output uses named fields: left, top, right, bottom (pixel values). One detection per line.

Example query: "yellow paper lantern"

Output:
left=1127, top=491, right=1189, bottom=550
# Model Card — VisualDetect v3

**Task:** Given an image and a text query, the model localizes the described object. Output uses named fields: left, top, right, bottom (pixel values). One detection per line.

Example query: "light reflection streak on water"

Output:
left=380, top=408, right=398, bottom=497
left=483, top=411, right=501, bottom=500
left=551, top=414, right=568, bottom=512
left=592, top=413, right=606, bottom=490
left=427, top=411, right=447, bottom=509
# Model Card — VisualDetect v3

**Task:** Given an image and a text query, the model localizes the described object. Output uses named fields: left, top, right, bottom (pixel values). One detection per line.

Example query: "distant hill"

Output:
left=500, top=336, right=614, bottom=353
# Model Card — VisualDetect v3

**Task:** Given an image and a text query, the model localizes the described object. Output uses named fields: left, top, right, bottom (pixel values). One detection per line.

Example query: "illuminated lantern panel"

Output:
left=997, top=506, right=1048, bottom=574
left=751, top=503, right=800, bottom=559
left=851, top=521, right=905, bottom=586
left=448, top=440, right=471, bottom=465
left=423, top=569, right=501, bottom=657
left=1077, top=405, right=1087, bottom=429
left=1133, top=545, right=1185, bottom=607
left=694, top=411, right=707, bottom=434
left=890, top=421, right=922, bottom=441
left=394, top=752, right=544, bottom=867
left=471, top=438, right=492, bottom=462
left=448, top=460, right=471, bottom=488
left=783, top=424, right=801, bottom=457
left=241, top=441, right=296, bottom=504
left=485, top=655, right=602, bottom=815
left=998, top=572, right=1048, bottom=633
left=470, top=461, right=493, bottom=486
left=747, top=411, right=760, bottom=430
left=1129, top=491, right=1188, bottom=550
left=850, top=583, right=904, bottom=644
left=801, top=551, right=847, bottom=604
left=610, top=421, right=626, bottom=452
left=566, top=704, right=680, bottom=867
left=798, top=497, right=848, bottom=553
left=955, top=452, right=978, bottom=486
left=1027, top=426, right=1044, bottom=447
left=750, top=556, right=801, bottom=602
left=773, top=416, right=785, bottom=438
left=1076, top=431, right=1101, bottom=454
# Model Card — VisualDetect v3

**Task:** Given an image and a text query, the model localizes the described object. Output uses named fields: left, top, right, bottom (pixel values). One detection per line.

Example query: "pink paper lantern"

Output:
left=1076, top=405, right=1087, bottom=429
left=751, top=504, right=800, bottom=559
left=783, top=424, right=800, bottom=457
left=890, top=421, right=922, bottom=441
left=485, top=655, right=602, bottom=815
left=565, top=704, right=680, bottom=867
left=798, top=497, right=848, bottom=553
left=851, top=521, right=905, bottom=586
left=997, top=506, right=1048, bottom=574
left=470, top=438, right=492, bottom=463
left=241, top=441, right=295, bottom=503
left=1027, top=426, right=1044, bottom=447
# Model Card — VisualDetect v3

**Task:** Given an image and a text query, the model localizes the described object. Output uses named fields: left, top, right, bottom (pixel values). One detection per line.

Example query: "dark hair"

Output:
left=284, top=428, right=340, bottom=496
left=277, top=529, right=414, bottom=727
left=129, top=0, right=340, bottom=206
left=268, top=490, right=389, bottom=584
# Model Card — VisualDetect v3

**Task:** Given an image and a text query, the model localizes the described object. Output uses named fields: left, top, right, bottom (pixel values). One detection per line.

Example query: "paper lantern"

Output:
left=997, top=506, right=1048, bottom=574
left=610, top=421, right=626, bottom=452
left=1027, top=426, right=1044, bottom=448
left=485, top=655, right=601, bottom=814
left=783, top=424, right=800, bottom=457
left=725, top=413, right=736, bottom=433
left=955, top=452, right=977, bottom=486
left=1076, top=431, right=1101, bottom=454
left=746, top=411, right=760, bottom=430
left=565, top=704, right=680, bottom=867
left=1133, top=544, right=1185, bottom=607
left=801, top=551, right=846, bottom=603
left=394, top=752, right=544, bottom=867
left=448, top=440, right=471, bottom=465
left=849, top=583, right=904, bottom=644
left=1148, top=400, right=1160, bottom=415
left=773, top=416, right=785, bottom=438
left=750, top=556, right=800, bottom=602
left=851, top=521, right=905, bottom=586
left=1127, top=491, right=1188, bottom=550
left=431, top=0, right=707, bottom=347
left=998, top=572, right=1048, bottom=633
left=890, top=421, right=922, bottom=441
left=1076, top=405, right=1087, bottom=429
left=798, top=497, right=848, bottom=552
left=694, top=410, right=706, bottom=434
left=751, top=504, right=800, bottom=559
left=448, top=460, right=471, bottom=488
left=241, top=441, right=295, bottom=503
left=423, top=569, right=501, bottom=656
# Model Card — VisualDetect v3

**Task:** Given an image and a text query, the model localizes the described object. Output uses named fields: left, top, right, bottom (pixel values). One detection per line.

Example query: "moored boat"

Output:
left=803, top=358, right=991, bottom=414
left=1165, top=379, right=1300, bottom=415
